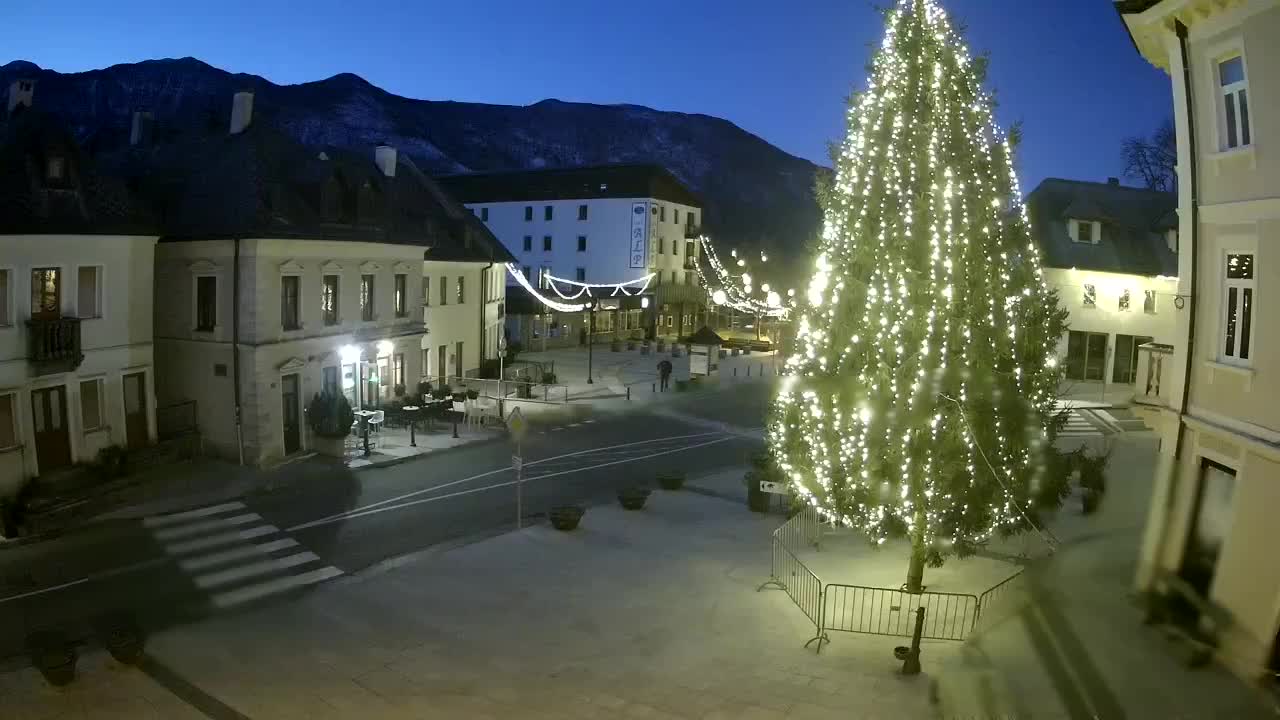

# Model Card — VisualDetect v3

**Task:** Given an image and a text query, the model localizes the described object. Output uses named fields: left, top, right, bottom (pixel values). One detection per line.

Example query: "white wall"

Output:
left=0, top=234, right=157, bottom=493
left=469, top=198, right=701, bottom=287
left=421, top=260, right=500, bottom=384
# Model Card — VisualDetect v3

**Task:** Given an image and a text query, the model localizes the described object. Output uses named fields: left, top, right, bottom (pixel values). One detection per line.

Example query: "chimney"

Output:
left=130, top=111, right=154, bottom=146
left=229, top=90, right=254, bottom=135
left=7, top=79, right=34, bottom=115
left=1107, top=177, right=1120, bottom=186
left=374, top=144, right=397, bottom=177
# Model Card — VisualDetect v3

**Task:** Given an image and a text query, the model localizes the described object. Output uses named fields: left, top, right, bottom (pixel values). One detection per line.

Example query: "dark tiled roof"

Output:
left=437, top=163, right=702, bottom=208
left=0, top=106, right=158, bottom=235
left=1027, top=178, right=1177, bottom=277
left=99, top=121, right=511, bottom=263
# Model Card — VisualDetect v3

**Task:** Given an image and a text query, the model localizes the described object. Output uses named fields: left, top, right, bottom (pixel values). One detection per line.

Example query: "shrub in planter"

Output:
left=1076, top=446, right=1110, bottom=515
left=745, top=449, right=782, bottom=513
left=306, top=392, right=354, bottom=457
left=617, top=486, right=652, bottom=510
left=626, top=339, right=637, bottom=350
left=27, top=630, right=76, bottom=686
left=656, top=339, right=667, bottom=352
left=96, top=445, right=129, bottom=480
left=432, top=385, right=451, bottom=400
left=657, top=471, right=685, bottom=491
left=95, top=612, right=144, bottom=665
left=393, top=383, right=406, bottom=398
left=466, top=389, right=480, bottom=400
left=640, top=342, right=651, bottom=356
left=549, top=505, right=585, bottom=531
left=611, top=338, right=622, bottom=352
left=417, top=381, right=433, bottom=403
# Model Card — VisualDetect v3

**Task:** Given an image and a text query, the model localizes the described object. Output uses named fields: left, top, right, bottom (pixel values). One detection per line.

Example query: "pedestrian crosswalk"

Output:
left=143, top=501, right=342, bottom=609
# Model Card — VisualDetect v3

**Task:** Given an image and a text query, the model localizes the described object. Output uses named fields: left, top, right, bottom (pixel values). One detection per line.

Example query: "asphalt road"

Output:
left=0, top=382, right=776, bottom=663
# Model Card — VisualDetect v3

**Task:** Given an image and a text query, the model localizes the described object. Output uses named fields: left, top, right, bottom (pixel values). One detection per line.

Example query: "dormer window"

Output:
left=46, top=155, right=65, bottom=182
left=357, top=180, right=380, bottom=223
left=1070, top=219, right=1100, bottom=245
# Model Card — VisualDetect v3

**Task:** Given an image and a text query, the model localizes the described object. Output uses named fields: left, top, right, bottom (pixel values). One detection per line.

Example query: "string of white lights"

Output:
left=545, top=273, right=654, bottom=300
left=504, top=263, right=588, bottom=312
left=696, top=236, right=792, bottom=318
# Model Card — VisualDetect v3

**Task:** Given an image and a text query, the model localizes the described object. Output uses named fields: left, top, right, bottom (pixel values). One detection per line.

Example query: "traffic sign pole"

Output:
left=515, top=443, right=523, bottom=529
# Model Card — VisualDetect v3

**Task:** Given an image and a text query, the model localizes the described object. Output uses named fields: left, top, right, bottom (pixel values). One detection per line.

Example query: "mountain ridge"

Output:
left=1, top=58, right=822, bottom=262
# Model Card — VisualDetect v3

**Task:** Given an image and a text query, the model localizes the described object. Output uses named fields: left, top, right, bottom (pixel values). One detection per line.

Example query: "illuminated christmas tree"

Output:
left=770, top=0, right=1068, bottom=592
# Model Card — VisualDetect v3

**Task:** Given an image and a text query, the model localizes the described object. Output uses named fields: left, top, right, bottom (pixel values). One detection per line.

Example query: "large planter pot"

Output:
left=96, top=613, right=144, bottom=665
left=549, top=505, right=584, bottom=531
left=626, top=340, right=637, bottom=350
left=640, top=343, right=651, bottom=356
left=657, top=472, right=685, bottom=491
left=312, top=434, right=348, bottom=458
left=27, top=630, right=76, bottom=687
left=617, top=487, right=652, bottom=510
left=611, top=339, right=622, bottom=352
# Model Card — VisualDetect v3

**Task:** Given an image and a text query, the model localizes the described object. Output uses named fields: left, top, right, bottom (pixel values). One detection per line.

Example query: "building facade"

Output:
left=1119, top=0, right=1280, bottom=684
left=420, top=259, right=507, bottom=385
left=1027, top=178, right=1179, bottom=387
left=0, top=86, right=158, bottom=495
left=439, top=165, right=708, bottom=348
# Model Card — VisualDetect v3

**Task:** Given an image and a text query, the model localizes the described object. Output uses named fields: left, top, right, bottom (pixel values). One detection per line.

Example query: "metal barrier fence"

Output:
left=156, top=400, right=198, bottom=440
left=442, top=376, right=570, bottom=404
left=758, top=507, right=826, bottom=647
left=974, top=568, right=1026, bottom=630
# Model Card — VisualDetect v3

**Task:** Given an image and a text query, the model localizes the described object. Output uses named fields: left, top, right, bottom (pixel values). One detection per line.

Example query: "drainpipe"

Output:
left=1153, top=20, right=1200, bottom=576
left=233, top=237, right=244, bottom=466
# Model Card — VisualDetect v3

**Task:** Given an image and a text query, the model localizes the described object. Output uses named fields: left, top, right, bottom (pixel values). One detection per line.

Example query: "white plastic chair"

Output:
left=368, top=410, right=385, bottom=448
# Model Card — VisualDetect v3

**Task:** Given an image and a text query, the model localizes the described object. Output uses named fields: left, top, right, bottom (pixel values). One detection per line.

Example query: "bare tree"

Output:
left=1121, top=119, right=1177, bottom=192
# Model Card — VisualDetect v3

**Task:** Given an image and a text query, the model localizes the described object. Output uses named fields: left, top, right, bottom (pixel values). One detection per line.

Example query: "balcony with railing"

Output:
left=684, top=224, right=701, bottom=239
left=1133, top=342, right=1174, bottom=408
left=26, top=316, right=84, bottom=375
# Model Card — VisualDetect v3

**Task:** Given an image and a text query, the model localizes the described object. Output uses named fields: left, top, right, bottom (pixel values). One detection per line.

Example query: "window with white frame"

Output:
left=77, top=266, right=102, bottom=318
left=1218, top=55, right=1251, bottom=150
left=1221, top=253, right=1255, bottom=364
left=0, top=392, right=17, bottom=449
left=0, top=269, right=10, bottom=326
left=195, top=275, right=217, bottom=331
left=1082, top=284, right=1096, bottom=308
left=1118, top=289, right=1131, bottom=312
left=1071, top=219, right=1100, bottom=244
left=80, top=378, right=104, bottom=432
left=1144, top=289, right=1157, bottom=315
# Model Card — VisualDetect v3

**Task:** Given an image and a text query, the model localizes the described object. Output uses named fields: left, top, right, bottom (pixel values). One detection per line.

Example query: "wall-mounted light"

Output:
left=377, top=340, right=395, bottom=357
left=641, top=297, right=651, bottom=309
left=339, top=344, right=362, bottom=364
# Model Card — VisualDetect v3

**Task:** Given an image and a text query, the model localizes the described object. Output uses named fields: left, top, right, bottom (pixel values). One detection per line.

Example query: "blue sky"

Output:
left=5, top=0, right=1171, bottom=191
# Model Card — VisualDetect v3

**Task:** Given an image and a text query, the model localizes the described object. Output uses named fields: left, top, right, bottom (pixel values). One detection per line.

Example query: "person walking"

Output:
left=658, top=359, right=673, bottom=392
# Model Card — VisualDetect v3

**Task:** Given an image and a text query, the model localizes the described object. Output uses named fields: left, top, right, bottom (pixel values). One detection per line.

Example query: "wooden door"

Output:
left=281, top=373, right=301, bottom=454
left=31, top=386, right=71, bottom=472
left=123, top=372, right=148, bottom=450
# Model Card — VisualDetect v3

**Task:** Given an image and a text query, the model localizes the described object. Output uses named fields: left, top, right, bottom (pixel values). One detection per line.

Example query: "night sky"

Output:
left=7, top=0, right=1170, bottom=193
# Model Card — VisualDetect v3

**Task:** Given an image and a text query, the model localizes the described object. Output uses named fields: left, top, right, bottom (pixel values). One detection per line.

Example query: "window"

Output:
left=196, top=275, right=216, bottom=331
left=672, top=240, right=679, bottom=255
left=524, top=206, right=533, bottom=221
left=360, top=274, right=375, bottom=321
left=80, top=379, right=103, bottom=432
left=543, top=235, right=552, bottom=252
left=322, top=275, right=339, bottom=325
left=659, top=206, right=666, bottom=222
left=423, top=276, right=430, bottom=307
left=686, top=271, right=695, bottom=286
left=523, top=266, right=532, bottom=282
left=77, top=266, right=101, bottom=318
left=281, top=275, right=301, bottom=330
left=674, top=209, right=680, bottom=225
left=658, top=238, right=665, bottom=254
left=539, top=266, right=550, bottom=290
left=1118, top=289, right=1131, bottom=312
left=1071, top=219, right=1099, bottom=244
left=577, top=236, right=587, bottom=252
left=687, top=212, right=697, bottom=228
left=1113, top=334, right=1153, bottom=384
left=456, top=276, right=465, bottom=304
left=46, top=156, right=65, bottom=182
left=685, top=241, right=695, bottom=259
left=480, top=207, right=489, bottom=221
left=440, top=276, right=449, bottom=306
left=0, top=393, right=16, bottom=449
left=394, top=353, right=405, bottom=388
left=670, top=270, right=677, bottom=284
left=31, top=267, right=61, bottom=317
left=1221, top=253, right=1254, bottom=364
left=1065, top=330, right=1108, bottom=381
left=544, top=205, right=553, bottom=221
left=394, top=274, right=407, bottom=317
left=323, top=366, right=339, bottom=397
left=1082, top=283, right=1096, bottom=308
left=0, top=269, right=9, bottom=325
left=523, top=236, right=532, bottom=252
left=1218, top=55, right=1251, bottom=150
left=1144, top=289, right=1157, bottom=315
left=578, top=204, right=588, bottom=221
left=575, top=268, right=586, bottom=282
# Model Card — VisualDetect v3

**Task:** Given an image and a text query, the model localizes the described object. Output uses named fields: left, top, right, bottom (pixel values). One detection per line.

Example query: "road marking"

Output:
left=0, top=577, right=90, bottom=605
left=179, top=538, right=299, bottom=572
left=153, top=513, right=262, bottom=542
left=286, top=430, right=726, bottom=532
left=194, top=551, right=320, bottom=589
left=143, top=502, right=246, bottom=528
left=164, top=525, right=277, bottom=555
left=292, top=435, right=737, bottom=531
left=210, top=566, right=344, bottom=609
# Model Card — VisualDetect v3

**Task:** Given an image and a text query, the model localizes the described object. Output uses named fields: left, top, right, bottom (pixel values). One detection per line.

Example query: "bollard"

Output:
left=452, top=417, right=459, bottom=439
left=652, top=382, right=656, bottom=393
left=409, top=418, right=417, bottom=447
left=747, top=365, right=752, bottom=377
left=627, top=386, right=631, bottom=401
left=901, top=607, right=925, bottom=675
left=544, top=385, right=548, bottom=401
left=733, top=367, right=738, bottom=377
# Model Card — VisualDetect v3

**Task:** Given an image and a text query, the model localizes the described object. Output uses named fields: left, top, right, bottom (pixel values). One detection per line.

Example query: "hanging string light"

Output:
left=694, top=235, right=793, bottom=319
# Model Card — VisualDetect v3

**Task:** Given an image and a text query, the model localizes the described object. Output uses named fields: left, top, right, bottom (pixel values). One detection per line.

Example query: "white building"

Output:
left=126, top=92, right=508, bottom=466
left=439, top=165, right=709, bottom=347
left=1119, top=0, right=1280, bottom=685
left=1026, top=178, right=1179, bottom=388
left=0, top=85, right=158, bottom=495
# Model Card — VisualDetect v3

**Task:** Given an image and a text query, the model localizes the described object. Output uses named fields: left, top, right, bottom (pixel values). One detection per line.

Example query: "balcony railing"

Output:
left=26, top=316, right=84, bottom=374
left=1134, top=342, right=1174, bottom=407
left=684, top=225, right=702, bottom=239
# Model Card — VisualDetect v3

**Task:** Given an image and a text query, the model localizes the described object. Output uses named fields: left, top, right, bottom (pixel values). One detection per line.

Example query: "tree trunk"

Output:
left=904, top=509, right=927, bottom=594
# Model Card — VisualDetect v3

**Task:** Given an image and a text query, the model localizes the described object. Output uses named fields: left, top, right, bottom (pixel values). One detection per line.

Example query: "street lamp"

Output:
left=586, top=298, right=596, bottom=384
left=497, top=334, right=507, bottom=419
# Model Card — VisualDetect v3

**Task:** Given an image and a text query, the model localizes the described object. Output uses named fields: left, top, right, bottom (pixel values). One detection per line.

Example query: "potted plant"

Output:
left=1077, top=447, right=1110, bottom=515
left=95, top=445, right=129, bottom=480
left=611, top=338, right=622, bottom=352
left=640, top=341, right=651, bottom=356
left=626, top=338, right=637, bottom=350
left=745, top=449, right=779, bottom=513
left=657, top=471, right=685, bottom=491
left=617, top=486, right=651, bottom=510
left=432, top=385, right=451, bottom=401
left=416, top=381, right=432, bottom=404
left=27, top=630, right=76, bottom=686
left=549, top=505, right=585, bottom=531
left=656, top=338, right=667, bottom=353
left=306, top=391, right=354, bottom=458
left=95, top=612, right=144, bottom=665
left=466, top=389, right=480, bottom=400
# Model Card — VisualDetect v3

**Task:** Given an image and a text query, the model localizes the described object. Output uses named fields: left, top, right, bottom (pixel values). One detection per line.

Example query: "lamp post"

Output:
left=586, top=299, right=596, bottom=384
left=497, top=335, right=506, bottom=420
